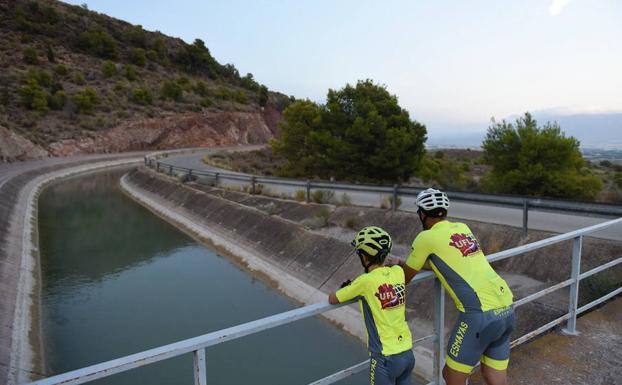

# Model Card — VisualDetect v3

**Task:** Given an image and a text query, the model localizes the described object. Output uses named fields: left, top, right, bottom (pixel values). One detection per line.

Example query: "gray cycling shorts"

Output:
left=370, top=349, right=415, bottom=385
left=445, top=306, right=515, bottom=373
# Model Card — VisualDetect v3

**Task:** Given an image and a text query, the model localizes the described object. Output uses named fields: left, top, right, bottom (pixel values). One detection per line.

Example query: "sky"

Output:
left=63, top=0, right=622, bottom=139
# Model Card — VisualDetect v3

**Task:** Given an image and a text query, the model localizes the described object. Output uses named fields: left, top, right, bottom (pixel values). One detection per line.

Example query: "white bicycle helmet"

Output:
left=415, top=188, right=450, bottom=211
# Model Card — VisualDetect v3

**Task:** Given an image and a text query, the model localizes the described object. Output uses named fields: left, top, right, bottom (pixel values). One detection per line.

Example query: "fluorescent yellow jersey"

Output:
left=336, top=266, right=413, bottom=356
left=406, top=221, right=513, bottom=313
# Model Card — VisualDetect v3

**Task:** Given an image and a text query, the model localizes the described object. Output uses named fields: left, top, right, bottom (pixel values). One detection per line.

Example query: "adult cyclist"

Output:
left=396, top=188, right=515, bottom=385
left=329, top=226, right=415, bottom=385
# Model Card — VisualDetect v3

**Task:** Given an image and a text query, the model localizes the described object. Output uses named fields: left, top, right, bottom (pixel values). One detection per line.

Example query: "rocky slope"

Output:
left=0, top=0, right=288, bottom=162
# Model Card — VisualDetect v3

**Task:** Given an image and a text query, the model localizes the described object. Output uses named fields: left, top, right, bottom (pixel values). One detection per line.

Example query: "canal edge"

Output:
left=7, top=159, right=141, bottom=385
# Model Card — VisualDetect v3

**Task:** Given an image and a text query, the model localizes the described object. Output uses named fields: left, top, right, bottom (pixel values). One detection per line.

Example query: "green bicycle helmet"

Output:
left=351, top=226, right=392, bottom=271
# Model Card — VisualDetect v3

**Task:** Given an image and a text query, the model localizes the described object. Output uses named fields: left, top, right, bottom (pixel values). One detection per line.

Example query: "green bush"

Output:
left=130, top=88, right=153, bottom=105
left=73, top=72, right=86, bottom=85
left=258, top=85, right=268, bottom=107
left=312, top=190, right=335, bottom=204
left=23, top=47, right=39, bottom=64
left=26, top=69, right=52, bottom=88
left=102, top=60, right=117, bottom=77
left=146, top=49, right=158, bottom=62
left=599, top=160, right=613, bottom=168
left=129, top=48, right=147, bottom=67
left=614, top=172, right=622, bottom=189
left=114, top=81, right=127, bottom=94
left=294, top=190, right=306, bottom=202
left=54, top=64, right=68, bottom=77
left=73, top=87, right=98, bottom=114
left=19, top=80, right=49, bottom=113
left=123, top=65, right=138, bottom=81
left=45, top=45, right=55, bottom=62
left=48, top=90, right=67, bottom=110
left=76, top=29, right=117, bottom=59
left=161, top=80, right=183, bottom=101
left=234, top=90, right=248, bottom=104
left=176, top=75, right=190, bottom=88
left=199, top=98, right=212, bottom=108
left=193, top=81, right=209, bottom=96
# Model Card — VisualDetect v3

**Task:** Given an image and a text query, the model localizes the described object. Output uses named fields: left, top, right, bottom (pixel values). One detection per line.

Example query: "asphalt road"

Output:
left=161, top=150, right=622, bottom=241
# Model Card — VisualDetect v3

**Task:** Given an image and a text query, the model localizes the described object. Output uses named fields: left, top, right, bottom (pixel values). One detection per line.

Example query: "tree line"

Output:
left=271, top=81, right=603, bottom=200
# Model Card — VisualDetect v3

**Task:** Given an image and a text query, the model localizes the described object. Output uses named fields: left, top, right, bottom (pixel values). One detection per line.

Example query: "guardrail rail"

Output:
left=25, top=216, right=622, bottom=385
left=144, top=155, right=622, bottom=237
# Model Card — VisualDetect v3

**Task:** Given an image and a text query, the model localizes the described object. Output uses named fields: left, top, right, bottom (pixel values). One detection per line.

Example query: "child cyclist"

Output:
left=329, top=226, right=415, bottom=385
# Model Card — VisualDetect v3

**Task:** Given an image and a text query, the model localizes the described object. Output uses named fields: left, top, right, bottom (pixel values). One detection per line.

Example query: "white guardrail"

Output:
left=25, top=217, right=622, bottom=385
left=146, top=156, right=622, bottom=237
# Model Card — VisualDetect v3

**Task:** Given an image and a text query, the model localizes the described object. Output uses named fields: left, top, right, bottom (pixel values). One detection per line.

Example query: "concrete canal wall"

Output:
left=122, top=167, right=622, bottom=380
left=0, top=157, right=141, bottom=385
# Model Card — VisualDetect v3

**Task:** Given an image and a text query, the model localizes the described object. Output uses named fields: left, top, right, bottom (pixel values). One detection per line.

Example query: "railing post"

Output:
left=562, top=235, right=583, bottom=335
left=144, top=156, right=147, bottom=166
left=522, top=199, right=529, bottom=237
left=392, top=184, right=398, bottom=212
left=215, top=172, right=219, bottom=185
left=193, top=348, right=207, bottom=385
left=169, top=165, right=173, bottom=176
left=433, top=278, right=445, bottom=385
left=251, top=175, right=256, bottom=194
left=306, top=180, right=311, bottom=203
left=156, top=162, right=160, bottom=172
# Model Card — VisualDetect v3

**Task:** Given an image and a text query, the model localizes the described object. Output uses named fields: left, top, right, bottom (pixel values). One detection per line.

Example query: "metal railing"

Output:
left=25, top=217, right=622, bottom=385
left=144, top=156, right=622, bottom=237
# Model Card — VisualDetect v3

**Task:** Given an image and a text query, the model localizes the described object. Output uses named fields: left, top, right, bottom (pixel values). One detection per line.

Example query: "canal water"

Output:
left=39, top=169, right=368, bottom=385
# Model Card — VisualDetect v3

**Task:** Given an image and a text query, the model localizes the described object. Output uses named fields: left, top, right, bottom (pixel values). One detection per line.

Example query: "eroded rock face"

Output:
left=0, top=126, right=50, bottom=162
left=1, top=108, right=281, bottom=161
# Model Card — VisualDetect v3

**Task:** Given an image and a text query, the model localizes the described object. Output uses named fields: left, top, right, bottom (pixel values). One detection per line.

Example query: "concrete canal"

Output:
left=38, top=169, right=367, bottom=385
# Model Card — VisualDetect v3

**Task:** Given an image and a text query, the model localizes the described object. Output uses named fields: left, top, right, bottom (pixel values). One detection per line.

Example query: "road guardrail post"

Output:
left=306, top=180, right=311, bottom=203
left=433, top=278, right=445, bottom=385
left=392, top=184, right=398, bottom=212
left=143, top=156, right=147, bottom=166
left=522, top=199, right=529, bottom=237
left=169, top=166, right=173, bottom=176
left=193, top=349, right=207, bottom=385
left=562, top=235, right=583, bottom=335
left=156, top=162, right=160, bottom=172
left=251, top=176, right=256, bottom=194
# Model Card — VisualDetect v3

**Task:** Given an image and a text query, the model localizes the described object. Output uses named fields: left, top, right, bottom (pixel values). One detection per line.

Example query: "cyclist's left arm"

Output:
left=403, top=233, right=431, bottom=283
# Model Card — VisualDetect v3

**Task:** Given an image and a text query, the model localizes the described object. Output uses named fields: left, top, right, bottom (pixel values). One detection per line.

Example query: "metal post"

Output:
left=562, top=235, right=583, bottom=335
left=251, top=175, right=256, bottom=194
left=144, top=156, right=147, bottom=166
left=193, top=349, right=207, bottom=385
left=156, top=162, right=160, bottom=172
left=169, top=166, right=173, bottom=175
left=433, top=278, right=445, bottom=385
left=215, top=172, right=219, bottom=185
left=392, top=184, right=398, bottom=212
left=306, top=180, right=311, bottom=203
left=522, top=199, right=529, bottom=237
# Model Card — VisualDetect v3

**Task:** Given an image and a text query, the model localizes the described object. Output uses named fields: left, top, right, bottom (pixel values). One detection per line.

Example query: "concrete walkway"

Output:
left=471, top=296, right=622, bottom=385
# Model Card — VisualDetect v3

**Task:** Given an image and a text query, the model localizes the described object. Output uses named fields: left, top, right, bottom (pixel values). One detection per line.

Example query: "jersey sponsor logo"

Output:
left=449, top=233, right=481, bottom=256
left=375, top=283, right=405, bottom=309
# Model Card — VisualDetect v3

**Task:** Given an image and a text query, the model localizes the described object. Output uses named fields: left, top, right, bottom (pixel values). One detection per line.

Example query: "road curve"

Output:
left=162, top=150, right=622, bottom=241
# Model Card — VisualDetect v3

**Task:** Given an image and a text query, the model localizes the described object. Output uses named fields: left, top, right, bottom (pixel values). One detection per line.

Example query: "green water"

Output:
left=39, top=169, right=367, bottom=385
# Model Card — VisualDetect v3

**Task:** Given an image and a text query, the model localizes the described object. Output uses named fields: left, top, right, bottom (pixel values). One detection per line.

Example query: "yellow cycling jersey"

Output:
left=406, top=221, right=513, bottom=313
left=336, top=265, right=413, bottom=356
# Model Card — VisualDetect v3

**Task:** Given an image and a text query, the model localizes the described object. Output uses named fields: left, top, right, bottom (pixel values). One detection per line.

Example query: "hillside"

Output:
left=0, top=0, right=290, bottom=161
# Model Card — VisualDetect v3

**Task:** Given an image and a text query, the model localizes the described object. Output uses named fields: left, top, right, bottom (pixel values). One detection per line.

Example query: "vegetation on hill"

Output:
left=0, top=0, right=288, bottom=147
left=271, top=80, right=427, bottom=183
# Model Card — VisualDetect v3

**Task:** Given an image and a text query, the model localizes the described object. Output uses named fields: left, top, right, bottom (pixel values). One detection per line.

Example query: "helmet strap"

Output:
left=358, top=252, right=374, bottom=273
left=418, top=208, right=429, bottom=230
